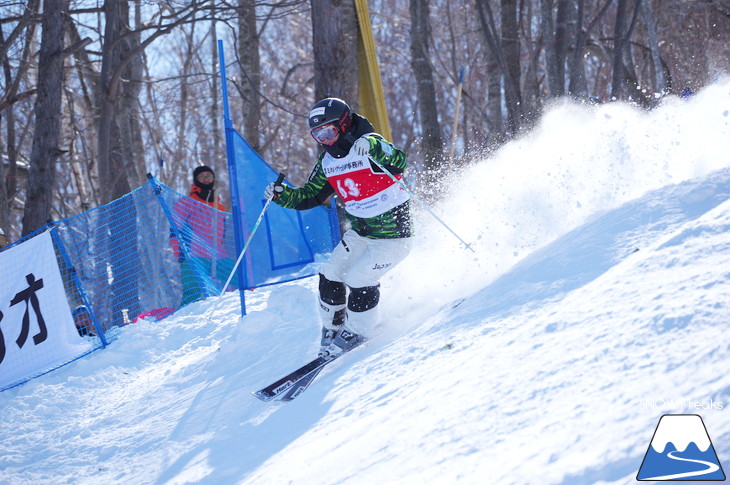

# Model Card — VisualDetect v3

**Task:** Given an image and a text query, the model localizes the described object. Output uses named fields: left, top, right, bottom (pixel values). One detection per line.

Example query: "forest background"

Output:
left=1, top=0, right=728, bottom=241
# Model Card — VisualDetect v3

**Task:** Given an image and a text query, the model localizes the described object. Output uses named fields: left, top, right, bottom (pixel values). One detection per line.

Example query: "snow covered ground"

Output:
left=2, top=79, right=730, bottom=485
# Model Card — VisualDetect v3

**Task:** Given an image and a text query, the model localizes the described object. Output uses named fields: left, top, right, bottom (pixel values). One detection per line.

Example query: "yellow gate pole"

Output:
left=354, top=0, right=392, bottom=141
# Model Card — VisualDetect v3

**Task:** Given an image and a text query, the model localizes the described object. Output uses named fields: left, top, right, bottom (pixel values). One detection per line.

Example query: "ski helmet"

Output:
left=308, top=98, right=352, bottom=145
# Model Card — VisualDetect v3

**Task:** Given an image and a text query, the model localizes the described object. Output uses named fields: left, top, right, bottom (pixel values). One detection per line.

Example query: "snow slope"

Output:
left=1, top=79, right=730, bottom=485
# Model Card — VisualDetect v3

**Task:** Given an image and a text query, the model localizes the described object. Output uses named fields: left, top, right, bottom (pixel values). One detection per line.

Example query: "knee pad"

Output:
left=346, top=285, right=380, bottom=338
left=319, top=274, right=346, bottom=329
left=347, top=284, right=380, bottom=313
left=319, top=273, right=345, bottom=306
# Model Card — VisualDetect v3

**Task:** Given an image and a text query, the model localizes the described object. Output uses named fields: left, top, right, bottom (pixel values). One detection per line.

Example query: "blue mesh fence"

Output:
left=155, top=177, right=239, bottom=303
left=0, top=176, right=241, bottom=391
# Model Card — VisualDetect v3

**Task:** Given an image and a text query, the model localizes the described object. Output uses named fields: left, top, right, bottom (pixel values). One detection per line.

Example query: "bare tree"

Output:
left=118, top=0, right=146, bottom=187
left=610, top=0, right=629, bottom=100
left=475, top=0, right=523, bottom=135
left=486, top=47, right=505, bottom=145
left=541, top=0, right=572, bottom=97
left=500, top=0, right=522, bottom=107
left=238, top=0, right=262, bottom=152
left=568, top=0, right=612, bottom=98
left=97, top=0, right=128, bottom=203
left=210, top=0, right=221, bottom=171
left=642, top=0, right=666, bottom=95
left=310, top=0, right=358, bottom=103
left=409, top=0, right=444, bottom=182
left=97, top=0, right=215, bottom=203
left=1, top=0, right=40, bottom=237
left=21, top=0, right=69, bottom=235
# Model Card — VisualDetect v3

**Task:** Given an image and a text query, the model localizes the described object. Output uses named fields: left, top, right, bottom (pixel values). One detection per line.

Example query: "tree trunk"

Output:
left=568, top=0, right=612, bottom=98
left=119, top=0, right=145, bottom=189
left=501, top=0, right=522, bottom=110
left=476, top=0, right=522, bottom=135
left=486, top=41, right=504, bottom=146
left=409, top=0, right=444, bottom=181
left=176, top=25, right=194, bottom=175
left=540, top=0, right=559, bottom=96
left=610, top=0, right=628, bottom=100
left=541, top=0, right=571, bottom=97
left=4, top=0, right=40, bottom=227
left=97, top=0, right=122, bottom=204
left=21, top=0, right=68, bottom=235
left=238, top=0, right=262, bottom=152
left=66, top=19, right=101, bottom=207
left=501, top=0, right=522, bottom=114
left=624, top=0, right=650, bottom=106
left=568, top=0, right=588, bottom=97
left=210, top=0, right=221, bottom=171
left=554, top=0, right=570, bottom=97
left=108, top=0, right=134, bottom=201
left=642, top=0, right=666, bottom=95
left=310, top=0, right=358, bottom=103
left=0, top=29, right=13, bottom=235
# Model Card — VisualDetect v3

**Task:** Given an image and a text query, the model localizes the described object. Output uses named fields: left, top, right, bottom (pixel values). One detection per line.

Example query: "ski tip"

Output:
left=252, top=390, right=276, bottom=402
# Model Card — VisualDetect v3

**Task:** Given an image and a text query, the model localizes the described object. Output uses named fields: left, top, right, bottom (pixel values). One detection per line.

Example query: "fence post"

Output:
left=48, top=221, right=109, bottom=347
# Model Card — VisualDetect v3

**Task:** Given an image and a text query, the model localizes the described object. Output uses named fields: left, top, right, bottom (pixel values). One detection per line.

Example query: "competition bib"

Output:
left=322, top=151, right=409, bottom=218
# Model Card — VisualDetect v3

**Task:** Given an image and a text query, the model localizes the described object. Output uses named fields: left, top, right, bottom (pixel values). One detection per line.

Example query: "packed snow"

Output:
left=2, top=79, right=730, bottom=485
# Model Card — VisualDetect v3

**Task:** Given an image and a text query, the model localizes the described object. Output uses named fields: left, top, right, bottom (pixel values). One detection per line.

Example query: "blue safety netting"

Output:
left=55, top=177, right=245, bottom=331
left=226, top=128, right=340, bottom=290
left=1, top=177, right=242, bottom=391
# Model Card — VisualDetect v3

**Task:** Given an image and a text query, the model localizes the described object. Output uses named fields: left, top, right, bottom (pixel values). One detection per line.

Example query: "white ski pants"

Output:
left=319, top=229, right=412, bottom=337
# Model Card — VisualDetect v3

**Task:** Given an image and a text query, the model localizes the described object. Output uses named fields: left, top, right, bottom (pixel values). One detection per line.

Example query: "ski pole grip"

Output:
left=275, top=173, right=285, bottom=185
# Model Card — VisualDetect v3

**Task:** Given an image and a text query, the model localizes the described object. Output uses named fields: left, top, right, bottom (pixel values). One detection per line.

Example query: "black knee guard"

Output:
left=347, top=284, right=380, bottom=313
left=319, top=273, right=346, bottom=306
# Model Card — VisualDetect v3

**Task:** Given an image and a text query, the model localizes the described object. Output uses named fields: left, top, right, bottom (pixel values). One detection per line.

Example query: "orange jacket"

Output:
left=170, top=185, right=229, bottom=259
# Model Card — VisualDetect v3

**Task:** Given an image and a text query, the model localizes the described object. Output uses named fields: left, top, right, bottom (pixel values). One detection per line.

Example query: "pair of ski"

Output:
left=253, top=341, right=364, bottom=402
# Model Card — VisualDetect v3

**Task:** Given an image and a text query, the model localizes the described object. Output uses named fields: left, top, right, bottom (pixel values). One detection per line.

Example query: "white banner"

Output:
left=0, top=230, right=92, bottom=389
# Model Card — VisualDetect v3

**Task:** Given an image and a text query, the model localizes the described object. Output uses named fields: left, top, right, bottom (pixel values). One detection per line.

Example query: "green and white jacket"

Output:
left=274, top=133, right=412, bottom=239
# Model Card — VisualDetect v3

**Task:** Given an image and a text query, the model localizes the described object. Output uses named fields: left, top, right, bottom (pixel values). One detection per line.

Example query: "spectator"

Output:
left=72, top=305, right=96, bottom=337
left=170, top=165, right=237, bottom=305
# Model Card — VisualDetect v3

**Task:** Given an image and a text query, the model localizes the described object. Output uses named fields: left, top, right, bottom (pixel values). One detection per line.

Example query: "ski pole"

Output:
left=367, top=156, right=475, bottom=253
left=217, top=173, right=286, bottom=296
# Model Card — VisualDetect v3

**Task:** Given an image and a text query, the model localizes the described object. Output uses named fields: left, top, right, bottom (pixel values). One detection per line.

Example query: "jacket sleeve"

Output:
left=274, top=157, right=335, bottom=210
left=362, top=134, right=407, bottom=175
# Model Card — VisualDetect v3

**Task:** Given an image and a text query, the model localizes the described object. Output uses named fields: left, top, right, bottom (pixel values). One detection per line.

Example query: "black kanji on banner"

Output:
left=9, top=273, right=47, bottom=350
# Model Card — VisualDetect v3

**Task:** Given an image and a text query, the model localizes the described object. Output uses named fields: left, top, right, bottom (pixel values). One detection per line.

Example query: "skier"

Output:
left=265, top=98, right=413, bottom=357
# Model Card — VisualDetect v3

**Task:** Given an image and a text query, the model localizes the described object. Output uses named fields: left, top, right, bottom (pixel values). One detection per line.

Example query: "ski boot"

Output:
left=319, top=327, right=339, bottom=357
left=320, top=327, right=364, bottom=358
